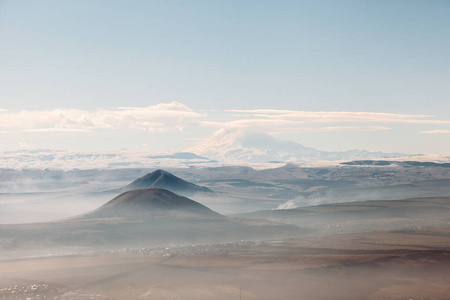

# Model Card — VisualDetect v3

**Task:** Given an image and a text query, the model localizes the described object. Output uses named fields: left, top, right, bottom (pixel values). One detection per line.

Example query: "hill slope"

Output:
left=84, top=188, right=222, bottom=220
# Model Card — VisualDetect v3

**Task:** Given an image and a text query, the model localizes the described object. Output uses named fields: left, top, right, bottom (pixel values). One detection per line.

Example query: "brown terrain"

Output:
left=0, top=225, right=449, bottom=300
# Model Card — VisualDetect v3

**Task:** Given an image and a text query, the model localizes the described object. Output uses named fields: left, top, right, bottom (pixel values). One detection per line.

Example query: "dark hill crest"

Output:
left=120, top=169, right=213, bottom=197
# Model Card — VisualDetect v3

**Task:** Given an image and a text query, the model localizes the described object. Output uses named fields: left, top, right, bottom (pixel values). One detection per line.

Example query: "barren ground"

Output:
left=1, top=228, right=450, bottom=300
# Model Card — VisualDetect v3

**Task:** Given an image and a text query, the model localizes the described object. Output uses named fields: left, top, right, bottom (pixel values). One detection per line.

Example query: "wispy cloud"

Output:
left=22, top=128, right=93, bottom=133
left=0, top=102, right=204, bottom=132
left=420, top=130, right=450, bottom=134
left=195, top=109, right=450, bottom=135
left=194, top=110, right=450, bottom=136
left=316, top=126, right=391, bottom=132
left=184, top=137, right=208, bottom=141
left=268, top=126, right=391, bottom=134
left=199, top=118, right=291, bottom=128
left=226, top=109, right=450, bottom=125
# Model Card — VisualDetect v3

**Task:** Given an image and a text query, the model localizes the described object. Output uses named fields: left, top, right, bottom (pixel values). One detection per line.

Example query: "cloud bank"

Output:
left=1, top=103, right=449, bottom=154
left=0, top=102, right=204, bottom=133
left=1, top=103, right=448, bottom=134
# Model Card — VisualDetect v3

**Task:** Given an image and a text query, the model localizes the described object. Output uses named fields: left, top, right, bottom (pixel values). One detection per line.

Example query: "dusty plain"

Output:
left=1, top=226, right=450, bottom=300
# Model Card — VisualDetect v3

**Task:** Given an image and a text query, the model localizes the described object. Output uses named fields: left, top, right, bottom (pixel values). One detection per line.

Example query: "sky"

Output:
left=0, top=0, right=449, bottom=154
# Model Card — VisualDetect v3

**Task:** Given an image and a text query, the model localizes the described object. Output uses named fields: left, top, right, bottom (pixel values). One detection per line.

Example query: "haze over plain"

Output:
left=1, top=1, right=450, bottom=300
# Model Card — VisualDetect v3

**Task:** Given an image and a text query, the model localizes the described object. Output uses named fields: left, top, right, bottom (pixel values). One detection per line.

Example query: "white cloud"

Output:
left=226, top=109, right=450, bottom=125
left=420, top=130, right=450, bottom=134
left=22, top=128, right=93, bottom=133
left=2, top=103, right=449, bottom=151
left=315, top=126, right=391, bottom=132
left=0, top=109, right=8, bottom=112
left=185, top=137, right=208, bottom=141
left=199, top=118, right=290, bottom=128
left=268, top=126, right=391, bottom=134
left=18, top=142, right=32, bottom=149
left=0, top=102, right=205, bottom=132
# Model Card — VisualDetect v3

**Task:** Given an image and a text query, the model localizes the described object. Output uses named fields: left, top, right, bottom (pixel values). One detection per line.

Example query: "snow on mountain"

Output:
left=0, top=130, right=439, bottom=170
left=186, top=129, right=320, bottom=162
left=186, top=128, right=407, bottom=163
left=0, top=149, right=216, bottom=170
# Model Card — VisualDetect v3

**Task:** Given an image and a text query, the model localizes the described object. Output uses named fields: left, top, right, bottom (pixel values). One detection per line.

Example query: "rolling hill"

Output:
left=233, top=195, right=450, bottom=235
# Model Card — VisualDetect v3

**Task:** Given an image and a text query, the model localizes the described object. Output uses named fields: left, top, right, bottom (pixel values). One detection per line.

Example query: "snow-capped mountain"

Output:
left=186, top=128, right=406, bottom=163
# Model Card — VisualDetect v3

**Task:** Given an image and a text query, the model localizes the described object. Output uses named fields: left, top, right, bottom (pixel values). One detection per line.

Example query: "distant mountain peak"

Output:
left=120, top=169, right=214, bottom=197
left=186, top=128, right=318, bottom=163
left=186, top=128, right=405, bottom=163
left=137, top=169, right=173, bottom=182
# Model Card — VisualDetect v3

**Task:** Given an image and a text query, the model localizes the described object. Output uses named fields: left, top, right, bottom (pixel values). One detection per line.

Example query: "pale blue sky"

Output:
left=0, top=1, right=449, bottom=154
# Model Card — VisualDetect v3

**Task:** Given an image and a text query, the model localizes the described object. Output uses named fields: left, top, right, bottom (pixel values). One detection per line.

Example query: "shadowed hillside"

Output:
left=83, top=188, right=222, bottom=220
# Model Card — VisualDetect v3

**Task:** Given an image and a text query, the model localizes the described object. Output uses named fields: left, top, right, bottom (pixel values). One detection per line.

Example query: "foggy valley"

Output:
left=0, top=163, right=450, bottom=299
